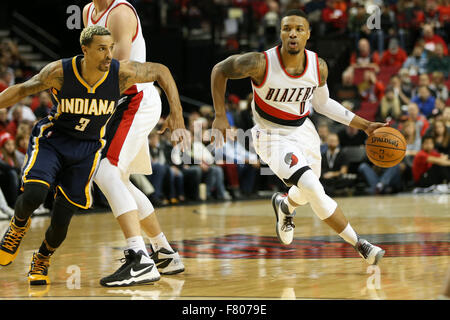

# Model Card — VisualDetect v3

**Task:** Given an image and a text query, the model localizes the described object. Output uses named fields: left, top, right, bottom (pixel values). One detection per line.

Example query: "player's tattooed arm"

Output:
left=0, top=60, right=63, bottom=109
left=214, top=52, right=266, bottom=82
left=119, top=60, right=187, bottom=143
left=211, top=52, right=265, bottom=117
left=318, top=57, right=328, bottom=87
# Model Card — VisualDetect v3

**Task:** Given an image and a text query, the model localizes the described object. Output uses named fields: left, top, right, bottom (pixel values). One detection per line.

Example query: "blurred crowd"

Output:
left=0, top=0, right=449, bottom=217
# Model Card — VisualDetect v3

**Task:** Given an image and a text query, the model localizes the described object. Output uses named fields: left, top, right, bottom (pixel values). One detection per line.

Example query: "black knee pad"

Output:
left=283, top=166, right=311, bottom=187
left=45, top=195, right=78, bottom=249
left=14, top=182, right=49, bottom=220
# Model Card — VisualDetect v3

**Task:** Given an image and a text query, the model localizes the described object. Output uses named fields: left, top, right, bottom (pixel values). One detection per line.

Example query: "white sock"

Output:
left=338, top=223, right=358, bottom=246
left=283, top=197, right=296, bottom=214
left=149, top=233, right=173, bottom=252
left=126, top=236, right=149, bottom=257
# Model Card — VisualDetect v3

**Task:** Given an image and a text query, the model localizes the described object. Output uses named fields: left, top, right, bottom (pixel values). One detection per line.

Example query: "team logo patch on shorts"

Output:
left=284, top=152, right=298, bottom=168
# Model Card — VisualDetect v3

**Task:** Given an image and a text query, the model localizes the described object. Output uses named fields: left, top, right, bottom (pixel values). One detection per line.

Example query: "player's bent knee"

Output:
left=19, top=182, right=49, bottom=212
left=297, top=169, right=337, bottom=220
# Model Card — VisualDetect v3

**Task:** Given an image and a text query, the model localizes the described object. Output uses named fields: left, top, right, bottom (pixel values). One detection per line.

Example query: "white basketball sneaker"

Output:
left=271, top=192, right=296, bottom=245
left=354, top=238, right=385, bottom=265
left=151, top=248, right=185, bottom=275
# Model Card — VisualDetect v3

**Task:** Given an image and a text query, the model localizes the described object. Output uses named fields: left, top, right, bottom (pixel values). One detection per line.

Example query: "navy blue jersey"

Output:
left=48, top=55, right=120, bottom=140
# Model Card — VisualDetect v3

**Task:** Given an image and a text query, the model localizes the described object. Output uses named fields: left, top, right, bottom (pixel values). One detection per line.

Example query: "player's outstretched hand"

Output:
left=364, top=121, right=388, bottom=136
left=158, top=113, right=190, bottom=152
left=211, top=115, right=232, bottom=148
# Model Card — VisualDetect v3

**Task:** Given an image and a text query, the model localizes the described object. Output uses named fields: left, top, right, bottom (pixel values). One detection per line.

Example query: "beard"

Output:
left=97, top=62, right=111, bottom=72
left=287, top=48, right=301, bottom=55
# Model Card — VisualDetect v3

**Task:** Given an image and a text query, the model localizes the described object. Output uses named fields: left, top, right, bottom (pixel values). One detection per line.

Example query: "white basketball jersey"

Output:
left=86, top=0, right=146, bottom=62
left=86, top=0, right=152, bottom=93
left=251, top=46, right=320, bottom=130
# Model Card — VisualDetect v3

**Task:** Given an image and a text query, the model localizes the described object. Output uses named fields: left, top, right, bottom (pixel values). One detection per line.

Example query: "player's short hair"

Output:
left=281, top=9, right=308, bottom=21
left=80, top=25, right=111, bottom=47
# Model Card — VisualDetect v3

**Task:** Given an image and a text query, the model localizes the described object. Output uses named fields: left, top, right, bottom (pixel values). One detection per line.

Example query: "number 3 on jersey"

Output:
left=75, top=118, right=90, bottom=131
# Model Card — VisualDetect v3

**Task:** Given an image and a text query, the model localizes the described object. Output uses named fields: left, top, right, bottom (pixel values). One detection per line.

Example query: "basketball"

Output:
left=365, top=127, right=407, bottom=168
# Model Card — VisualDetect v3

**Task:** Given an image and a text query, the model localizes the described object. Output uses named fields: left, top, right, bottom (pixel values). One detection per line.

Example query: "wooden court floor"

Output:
left=0, top=194, right=448, bottom=300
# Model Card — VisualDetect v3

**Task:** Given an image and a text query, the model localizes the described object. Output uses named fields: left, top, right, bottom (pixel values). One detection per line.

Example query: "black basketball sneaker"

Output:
left=100, top=249, right=160, bottom=287
left=150, top=248, right=185, bottom=275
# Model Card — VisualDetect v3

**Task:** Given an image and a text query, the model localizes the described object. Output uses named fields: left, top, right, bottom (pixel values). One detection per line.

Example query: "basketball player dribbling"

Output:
left=83, top=0, right=187, bottom=286
left=211, top=10, right=386, bottom=264
left=0, top=26, right=186, bottom=286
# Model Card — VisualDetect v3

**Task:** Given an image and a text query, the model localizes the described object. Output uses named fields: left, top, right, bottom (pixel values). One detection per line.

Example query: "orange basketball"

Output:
left=365, top=127, right=407, bottom=168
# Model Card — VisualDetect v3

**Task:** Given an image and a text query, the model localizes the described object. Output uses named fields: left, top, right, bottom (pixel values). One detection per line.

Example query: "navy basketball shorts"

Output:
left=21, top=119, right=104, bottom=209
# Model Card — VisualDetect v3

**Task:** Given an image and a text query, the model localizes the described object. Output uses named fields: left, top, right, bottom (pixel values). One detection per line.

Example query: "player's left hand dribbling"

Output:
left=364, top=121, right=388, bottom=136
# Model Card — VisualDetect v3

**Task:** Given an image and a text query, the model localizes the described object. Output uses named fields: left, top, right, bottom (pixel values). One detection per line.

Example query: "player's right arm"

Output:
left=0, top=60, right=63, bottom=109
left=210, top=52, right=266, bottom=140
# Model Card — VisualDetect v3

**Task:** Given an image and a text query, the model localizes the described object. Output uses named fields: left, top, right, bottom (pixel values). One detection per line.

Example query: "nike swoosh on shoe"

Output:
left=130, top=265, right=154, bottom=277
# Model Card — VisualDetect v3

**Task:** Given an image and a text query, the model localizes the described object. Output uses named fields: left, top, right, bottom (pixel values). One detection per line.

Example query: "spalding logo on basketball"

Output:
left=365, top=127, right=406, bottom=168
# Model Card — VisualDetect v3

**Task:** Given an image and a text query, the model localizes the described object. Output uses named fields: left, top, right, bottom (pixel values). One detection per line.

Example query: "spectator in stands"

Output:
left=402, top=41, right=429, bottom=76
left=0, top=108, right=8, bottom=133
left=146, top=131, right=173, bottom=206
left=34, top=91, right=52, bottom=120
left=347, top=3, right=371, bottom=50
left=434, top=98, right=447, bottom=117
left=237, top=93, right=254, bottom=132
left=215, top=126, right=259, bottom=196
left=443, top=107, right=450, bottom=128
left=0, top=69, right=13, bottom=93
left=318, top=121, right=330, bottom=154
left=413, top=73, right=437, bottom=97
left=321, top=0, right=348, bottom=35
left=426, top=43, right=450, bottom=77
left=15, top=133, right=28, bottom=156
left=369, top=3, right=400, bottom=54
left=380, top=38, right=408, bottom=68
left=226, top=94, right=241, bottom=128
left=348, top=38, right=380, bottom=73
left=337, top=125, right=367, bottom=147
left=0, top=131, right=24, bottom=168
left=378, top=85, right=402, bottom=122
left=320, top=133, right=352, bottom=196
left=358, top=69, right=385, bottom=103
left=412, top=85, right=436, bottom=117
left=412, top=135, right=450, bottom=187
left=400, top=120, right=422, bottom=186
left=422, top=23, right=448, bottom=55
left=0, top=132, right=20, bottom=207
left=390, top=73, right=412, bottom=105
left=407, top=102, right=430, bottom=137
left=430, top=72, right=449, bottom=103
left=260, top=0, right=280, bottom=49
left=335, top=69, right=361, bottom=109
left=430, top=119, right=450, bottom=155
left=358, top=159, right=402, bottom=195
left=5, top=105, right=22, bottom=137
left=188, top=118, right=229, bottom=200
left=7, top=97, right=35, bottom=123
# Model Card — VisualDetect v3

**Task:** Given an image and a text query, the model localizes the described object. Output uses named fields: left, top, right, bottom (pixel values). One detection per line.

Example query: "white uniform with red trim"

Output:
left=86, top=0, right=161, bottom=175
left=250, top=46, right=323, bottom=182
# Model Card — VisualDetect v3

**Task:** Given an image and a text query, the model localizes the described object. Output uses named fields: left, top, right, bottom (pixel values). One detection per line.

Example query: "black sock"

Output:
left=38, top=240, right=55, bottom=257
left=13, top=215, right=28, bottom=228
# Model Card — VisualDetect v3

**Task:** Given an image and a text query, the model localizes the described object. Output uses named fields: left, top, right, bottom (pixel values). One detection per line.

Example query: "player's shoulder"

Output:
left=107, top=1, right=136, bottom=20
